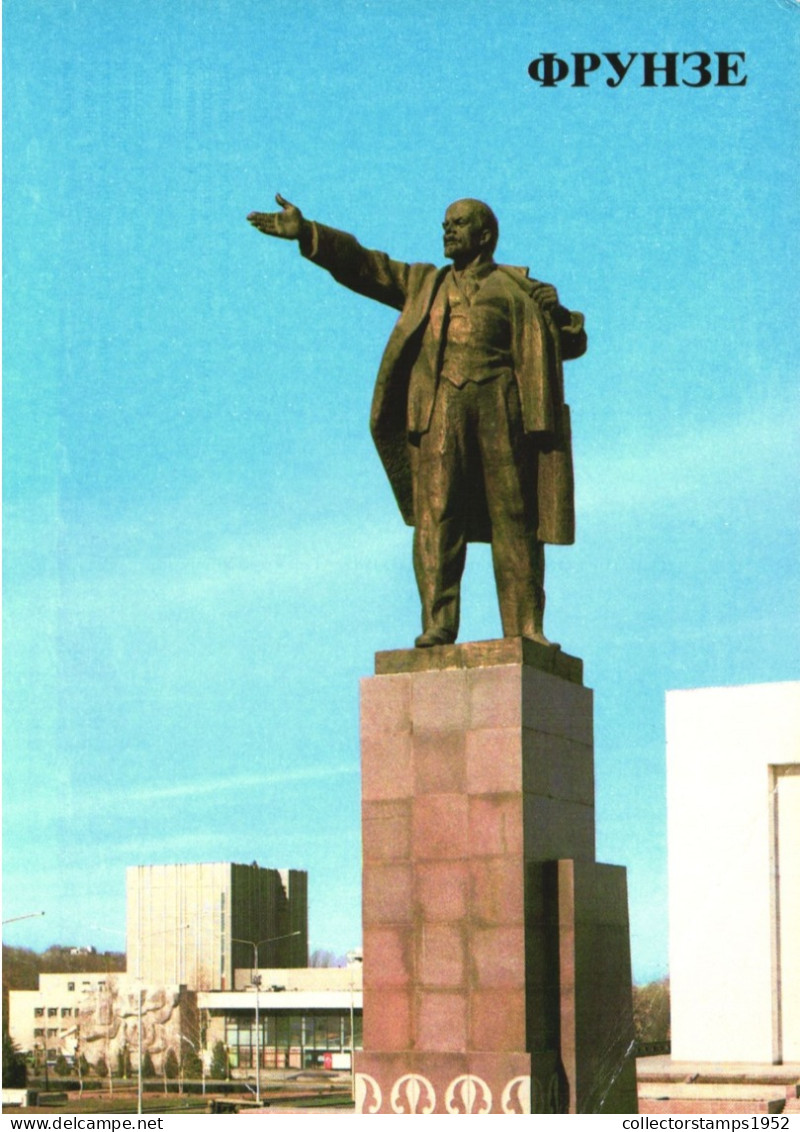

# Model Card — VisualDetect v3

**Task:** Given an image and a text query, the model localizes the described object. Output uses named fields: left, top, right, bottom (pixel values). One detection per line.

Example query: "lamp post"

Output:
left=349, top=979, right=356, bottom=1101
left=231, top=931, right=301, bottom=1105
left=137, top=983, right=144, bottom=1116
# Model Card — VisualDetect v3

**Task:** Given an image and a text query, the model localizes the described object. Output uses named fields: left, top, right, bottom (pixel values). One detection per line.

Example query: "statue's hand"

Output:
left=247, top=194, right=304, bottom=240
left=530, top=283, right=559, bottom=312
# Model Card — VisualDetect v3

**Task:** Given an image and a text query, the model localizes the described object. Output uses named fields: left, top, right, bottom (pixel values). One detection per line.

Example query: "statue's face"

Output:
left=442, top=200, right=491, bottom=263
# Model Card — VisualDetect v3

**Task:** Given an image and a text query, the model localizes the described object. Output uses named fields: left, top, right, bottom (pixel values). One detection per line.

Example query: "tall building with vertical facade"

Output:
left=126, top=862, right=308, bottom=990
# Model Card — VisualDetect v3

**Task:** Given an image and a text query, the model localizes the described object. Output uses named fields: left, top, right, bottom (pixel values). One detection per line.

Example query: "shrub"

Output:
left=209, top=1040, right=228, bottom=1080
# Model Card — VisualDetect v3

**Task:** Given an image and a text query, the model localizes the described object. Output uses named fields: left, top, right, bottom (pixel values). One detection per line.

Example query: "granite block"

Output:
left=470, top=986, right=527, bottom=1051
left=469, top=924, right=526, bottom=988
left=416, top=991, right=468, bottom=1052
left=523, top=728, right=595, bottom=806
left=360, top=730, right=413, bottom=800
left=411, top=667, right=469, bottom=731
left=466, top=727, right=523, bottom=794
left=418, top=923, right=466, bottom=988
left=522, top=666, right=593, bottom=744
left=362, top=988, right=412, bottom=1052
left=361, top=800, right=411, bottom=862
left=413, top=729, right=467, bottom=794
left=412, top=794, right=469, bottom=860
left=467, top=793, right=524, bottom=857
left=468, top=664, right=522, bottom=729
left=362, top=863, right=413, bottom=925
left=523, top=793, right=595, bottom=862
left=415, top=860, right=469, bottom=922
left=360, top=673, right=411, bottom=738
left=469, top=855, right=525, bottom=925
left=363, top=925, right=413, bottom=986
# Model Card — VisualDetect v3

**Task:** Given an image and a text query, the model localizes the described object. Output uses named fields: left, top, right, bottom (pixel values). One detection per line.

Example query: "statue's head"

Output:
left=442, top=199, right=499, bottom=265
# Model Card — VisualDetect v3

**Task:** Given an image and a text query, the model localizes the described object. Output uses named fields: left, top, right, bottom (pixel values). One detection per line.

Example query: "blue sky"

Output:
left=4, top=0, right=798, bottom=981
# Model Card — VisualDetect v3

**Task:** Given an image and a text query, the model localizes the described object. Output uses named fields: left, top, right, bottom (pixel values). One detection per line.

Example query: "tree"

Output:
left=182, top=1047, right=203, bottom=1079
left=2, top=1032, right=27, bottom=1087
left=309, top=948, right=345, bottom=968
left=209, top=1040, right=228, bottom=1080
left=141, top=1051, right=156, bottom=1078
left=632, top=977, right=670, bottom=1045
left=163, top=1048, right=180, bottom=1080
left=78, top=1053, right=91, bottom=1078
left=116, top=1044, right=132, bottom=1078
left=54, top=1053, right=70, bottom=1077
left=95, top=1055, right=108, bottom=1079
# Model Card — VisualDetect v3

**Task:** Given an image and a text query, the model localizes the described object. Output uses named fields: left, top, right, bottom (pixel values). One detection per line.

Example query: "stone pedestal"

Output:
left=356, top=638, right=637, bottom=1114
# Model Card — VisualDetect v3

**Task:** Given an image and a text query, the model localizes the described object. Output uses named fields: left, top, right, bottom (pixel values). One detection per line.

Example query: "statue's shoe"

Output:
left=522, top=631, right=561, bottom=649
left=414, top=628, right=457, bottom=648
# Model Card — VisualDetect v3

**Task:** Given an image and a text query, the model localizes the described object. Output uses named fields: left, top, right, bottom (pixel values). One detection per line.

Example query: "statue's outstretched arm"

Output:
left=247, top=194, right=411, bottom=312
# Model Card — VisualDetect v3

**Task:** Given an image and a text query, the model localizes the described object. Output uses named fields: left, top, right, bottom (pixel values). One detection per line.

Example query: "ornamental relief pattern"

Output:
left=355, top=1071, right=561, bottom=1114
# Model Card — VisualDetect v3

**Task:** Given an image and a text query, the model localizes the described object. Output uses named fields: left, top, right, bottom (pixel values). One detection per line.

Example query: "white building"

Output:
left=667, top=681, right=800, bottom=1063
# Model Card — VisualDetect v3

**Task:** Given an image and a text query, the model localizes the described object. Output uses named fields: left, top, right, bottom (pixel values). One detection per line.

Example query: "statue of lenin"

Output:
left=248, top=195, right=587, bottom=649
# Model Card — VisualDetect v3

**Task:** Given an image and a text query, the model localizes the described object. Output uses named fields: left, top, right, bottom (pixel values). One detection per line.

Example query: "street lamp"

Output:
left=230, top=931, right=302, bottom=1105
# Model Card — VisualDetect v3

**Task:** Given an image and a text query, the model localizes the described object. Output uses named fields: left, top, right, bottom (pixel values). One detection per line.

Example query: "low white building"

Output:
left=9, top=964, right=364, bottom=1076
left=8, top=972, right=192, bottom=1074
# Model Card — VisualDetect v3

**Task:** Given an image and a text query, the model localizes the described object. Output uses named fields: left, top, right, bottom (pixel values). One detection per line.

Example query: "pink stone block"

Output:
left=470, top=925, right=526, bottom=988
left=418, top=923, right=466, bottom=988
left=415, top=860, right=469, bottom=922
left=411, top=668, right=469, bottom=731
left=412, top=794, right=469, bottom=860
left=360, top=673, right=411, bottom=739
left=363, top=988, right=412, bottom=1051
left=416, top=991, right=468, bottom=1052
left=469, top=856, right=525, bottom=925
left=468, top=665, right=522, bottom=729
left=362, top=863, right=413, bottom=925
left=361, top=730, right=413, bottom=801
left=362, top=800, right=411, bottom=863
left=363, top=926, right=413, bottom=987
left=469, top=987, right=527, bottom=1051
left=413, top=729, right=467, bottom=794
left=466, top=727, right=522, bottom=794
left=467, top=794, right=523, bottom=857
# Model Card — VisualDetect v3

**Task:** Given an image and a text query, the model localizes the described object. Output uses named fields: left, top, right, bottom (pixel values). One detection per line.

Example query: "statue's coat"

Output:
left=303, top=222, right=586, bottom=545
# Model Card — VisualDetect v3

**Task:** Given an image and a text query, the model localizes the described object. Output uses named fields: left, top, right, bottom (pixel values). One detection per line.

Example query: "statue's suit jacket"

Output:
left=302, top=222, right=587, bottom=545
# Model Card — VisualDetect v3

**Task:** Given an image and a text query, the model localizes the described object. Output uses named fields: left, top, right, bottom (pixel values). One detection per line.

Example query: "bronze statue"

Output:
left=248, top=195, right=586, bottom=648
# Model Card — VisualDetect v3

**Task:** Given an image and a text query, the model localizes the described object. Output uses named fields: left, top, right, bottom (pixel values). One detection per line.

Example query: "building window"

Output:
left=34, top=1028, right=44, bottom=1037
left=98, top=981, right=105, bottom=989
left=47, top=1007, right=58, bottom=1017
left=67, top=982, right=75, bottom=992
left=61, top=1007, right=72, bottom=1017
left=34, top=1007, right=44, bottom=1017
left=47, top=1028, right=58, bottom=1037
left=223, top=1009, right=362, bottom=1072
